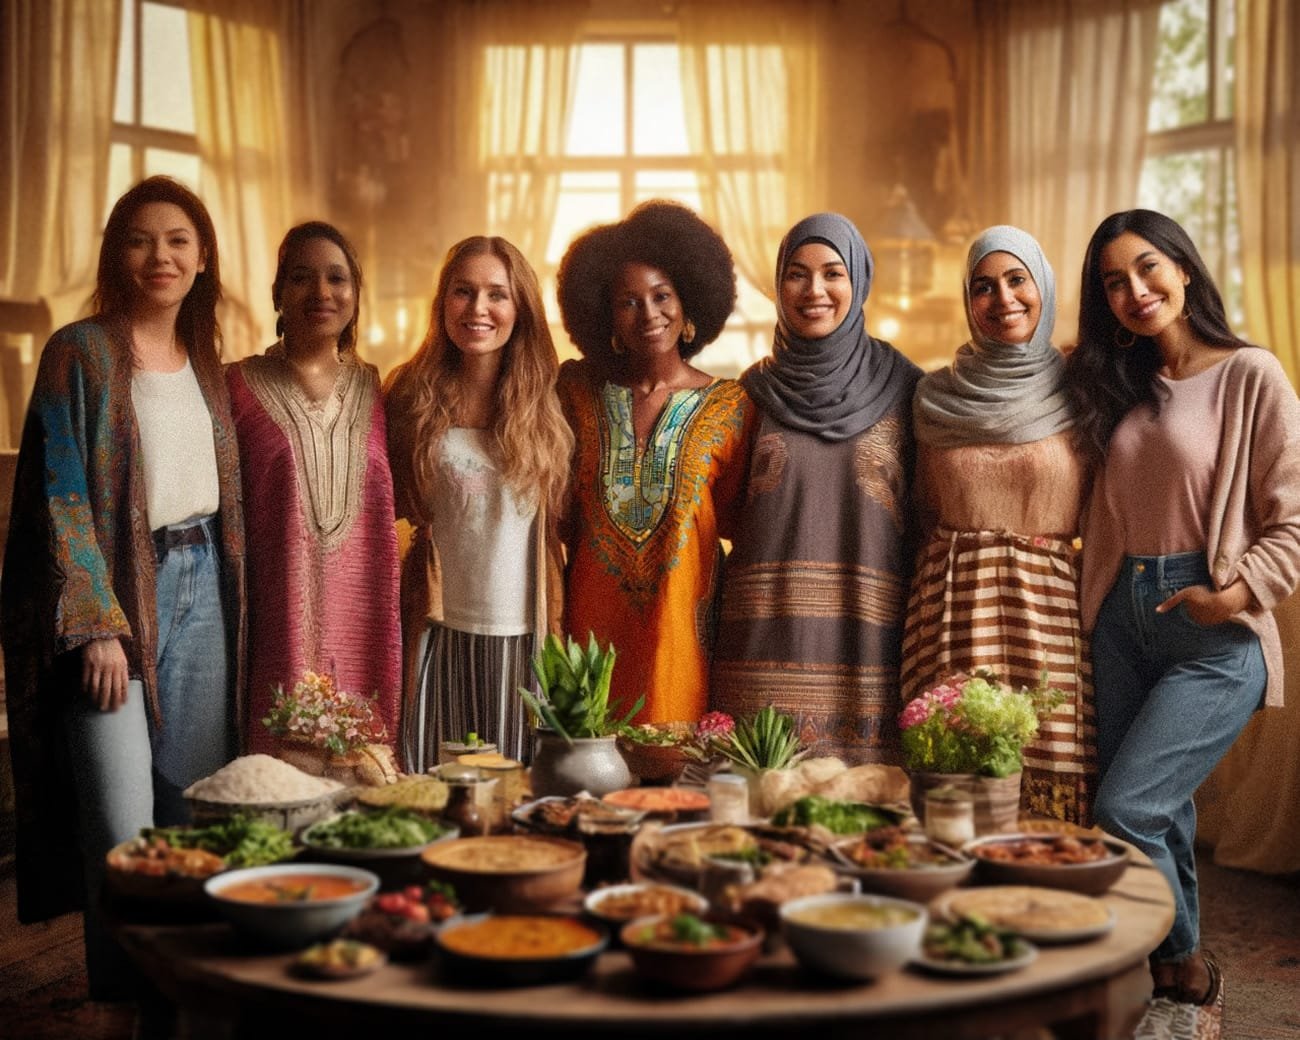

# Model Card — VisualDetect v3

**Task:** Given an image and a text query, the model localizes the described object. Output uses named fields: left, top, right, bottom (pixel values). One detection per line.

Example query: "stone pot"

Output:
left=907, top=769, right=1022, bottom=836
left=530, top=732, right=633, bottom=798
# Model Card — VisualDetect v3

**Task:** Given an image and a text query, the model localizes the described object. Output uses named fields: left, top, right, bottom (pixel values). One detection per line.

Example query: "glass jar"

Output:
left=924, top=785, right=976, bottom=847
left=708, top=773, right=749, bottom=824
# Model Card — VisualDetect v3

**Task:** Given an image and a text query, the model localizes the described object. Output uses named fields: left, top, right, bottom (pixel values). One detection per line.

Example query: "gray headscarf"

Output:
left=912, top=225, right=1074, bottom=448
left=742, top=213, right=920, bottom=442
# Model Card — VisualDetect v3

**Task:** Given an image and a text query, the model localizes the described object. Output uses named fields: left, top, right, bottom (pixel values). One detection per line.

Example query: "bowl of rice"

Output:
left=185, top=755, right=348, bottom=834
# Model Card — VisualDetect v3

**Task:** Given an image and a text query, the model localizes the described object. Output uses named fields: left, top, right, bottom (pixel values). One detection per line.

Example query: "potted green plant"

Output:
left=898, top=670, right=1065, bottom=833
left=713, top=705, right=808, bottom=817
left=521, top=633, right=644, bottom=796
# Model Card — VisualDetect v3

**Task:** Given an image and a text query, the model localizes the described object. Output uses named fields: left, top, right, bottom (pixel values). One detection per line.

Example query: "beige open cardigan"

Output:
left=1079, top=347, right=1300, bottom=707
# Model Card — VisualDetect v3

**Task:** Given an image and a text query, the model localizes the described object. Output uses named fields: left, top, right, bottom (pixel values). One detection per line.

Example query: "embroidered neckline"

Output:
left=240, top=350, right=375, bottom=551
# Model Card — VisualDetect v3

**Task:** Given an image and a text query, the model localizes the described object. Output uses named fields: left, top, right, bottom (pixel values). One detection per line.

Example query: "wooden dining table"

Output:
left=115, top=848, right=1174, bottom=1040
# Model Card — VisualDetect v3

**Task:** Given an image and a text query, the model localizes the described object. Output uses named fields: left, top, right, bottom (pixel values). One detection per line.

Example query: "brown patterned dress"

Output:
left=900, top=431, right=1096, bottom=825
left=711, top=396, right=916, bottom=764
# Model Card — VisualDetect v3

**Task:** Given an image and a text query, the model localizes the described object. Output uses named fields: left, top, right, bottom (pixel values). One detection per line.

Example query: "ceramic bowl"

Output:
left=963, top=833, right=1131, bottom=895
left=583, top=883, right=709, bottom=940
left=780, top=892, right=928, bottom=981
left=620, top=913, right=763, bottom=992
left=829, top=834, right=974, bottom=903
left=421, top=835, right=586, bottom=912
left=205, top=864, right=378, bottom=950
left=435, top=912, right=608, bottom=986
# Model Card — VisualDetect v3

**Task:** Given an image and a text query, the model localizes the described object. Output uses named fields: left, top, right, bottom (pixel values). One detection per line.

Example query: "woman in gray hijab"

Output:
left=711, top=213, right=921, bottom=764
left=904, top=225, right=1095, bottom=825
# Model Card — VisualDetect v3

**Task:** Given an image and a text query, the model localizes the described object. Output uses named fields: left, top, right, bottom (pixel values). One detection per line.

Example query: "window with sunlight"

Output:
left=1138, top=0, right=1241, bottom=327
left=529, top=39, right=776, bottom=377
left=108, top=0, right=199, bottom=218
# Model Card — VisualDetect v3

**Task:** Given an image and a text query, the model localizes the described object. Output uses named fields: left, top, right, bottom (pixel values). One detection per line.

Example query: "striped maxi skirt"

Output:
left=403, top=623, right=537, bottom=773
left=900, top=528, right=1096, bottom=826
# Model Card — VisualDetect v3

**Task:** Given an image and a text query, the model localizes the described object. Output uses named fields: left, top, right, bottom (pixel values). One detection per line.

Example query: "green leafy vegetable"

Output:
left=303, top=808, right=448, bottom=850
left=145, top=815, right=295, bottom=868
left=669, top=913, right=727, bottom=946
left=770, top=796, right=904, bottom=835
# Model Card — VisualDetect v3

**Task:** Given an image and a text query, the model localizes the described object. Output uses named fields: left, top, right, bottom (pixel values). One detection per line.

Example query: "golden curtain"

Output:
left=188, top=0, right=296, bottom=359
left=0, top=0, right=119, bottom=321
left=677, top=1, right=829, bottom=305
left=966, top=0, right=1162, bottom=340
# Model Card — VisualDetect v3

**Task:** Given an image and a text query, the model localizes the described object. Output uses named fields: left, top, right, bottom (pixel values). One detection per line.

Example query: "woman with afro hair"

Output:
left=555, top=200, right=755, bottom=724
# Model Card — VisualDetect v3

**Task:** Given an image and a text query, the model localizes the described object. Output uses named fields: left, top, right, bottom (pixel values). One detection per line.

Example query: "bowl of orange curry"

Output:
left=205, top=864, right=378, bottom=949
left=434, top=912, right=608, bottom=986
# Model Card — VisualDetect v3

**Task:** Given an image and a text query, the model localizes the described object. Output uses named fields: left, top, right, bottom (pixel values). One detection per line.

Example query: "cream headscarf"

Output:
left=913, top=225, right=1074, bottom=448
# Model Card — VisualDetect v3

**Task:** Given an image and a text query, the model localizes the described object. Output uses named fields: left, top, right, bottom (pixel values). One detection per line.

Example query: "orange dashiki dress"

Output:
left=558, top=360, right=754, bottom=723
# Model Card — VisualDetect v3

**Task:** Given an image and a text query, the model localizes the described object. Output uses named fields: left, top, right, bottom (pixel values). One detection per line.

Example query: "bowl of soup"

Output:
left=780, top=893, right=927, bottom=980
left=205, top=864, right=378, bottom=950
left=434, top=912, right=608, bottom=986
left=620, top=912, right=764, bottom=992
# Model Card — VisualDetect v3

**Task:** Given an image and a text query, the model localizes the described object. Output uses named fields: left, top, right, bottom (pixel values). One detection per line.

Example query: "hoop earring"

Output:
left=1114, top=326, right=1136, bottom=349
left=682, top=319, right=697, bottom=345
left=610, top=335, right=624, bottom=355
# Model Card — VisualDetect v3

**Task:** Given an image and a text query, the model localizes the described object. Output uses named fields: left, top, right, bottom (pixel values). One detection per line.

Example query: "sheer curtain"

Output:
left=1196, top=0, right=1300, bottom=875
left=188, top=0, right=297, bottom=359
left=965, top=0, right=1162, bottom=339
left=677, top=1, right=829, bottom=303
left=0, top=0, right=119, bottom=321
left=468, top=0, right=587, bottom=261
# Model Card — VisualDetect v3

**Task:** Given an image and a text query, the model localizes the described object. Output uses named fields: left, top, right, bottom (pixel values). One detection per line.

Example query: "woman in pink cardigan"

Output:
left=1067, top=209, right=1300, bottom=1024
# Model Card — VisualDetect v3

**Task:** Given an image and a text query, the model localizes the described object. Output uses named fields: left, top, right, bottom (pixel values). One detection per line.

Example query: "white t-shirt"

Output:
left=130, top=358, right=220, bottom=529
left=428, top=428, right=537, bottom=636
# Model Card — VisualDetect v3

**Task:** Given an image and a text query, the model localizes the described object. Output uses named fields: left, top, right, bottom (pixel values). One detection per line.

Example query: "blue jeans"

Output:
left=1091, top=552, right=1264, bottom=964
left=150, top=517, right=234, bottom=821
left=63, top=515, right=232, bottom=996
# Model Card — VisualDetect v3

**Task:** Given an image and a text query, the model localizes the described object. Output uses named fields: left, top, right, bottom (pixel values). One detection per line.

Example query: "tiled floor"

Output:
left=0, top=850, right=1296, bottom=1039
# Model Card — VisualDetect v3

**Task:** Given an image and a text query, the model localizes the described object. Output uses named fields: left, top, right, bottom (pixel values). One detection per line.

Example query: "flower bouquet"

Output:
left=898, top=670, right=1065, bottom=831
left=262, top=670, right=389, bottom=758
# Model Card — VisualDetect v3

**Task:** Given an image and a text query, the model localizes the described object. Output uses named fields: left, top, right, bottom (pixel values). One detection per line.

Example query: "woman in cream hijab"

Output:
left=904, top=225, right=1095, bottom=825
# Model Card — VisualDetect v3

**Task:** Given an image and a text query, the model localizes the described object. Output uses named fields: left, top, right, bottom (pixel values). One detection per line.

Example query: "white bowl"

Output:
left=583, top=883, right=709, bottom=928
left=205, top=863, right=378, bottom=950
left=780, top=892, right=928, bottom=981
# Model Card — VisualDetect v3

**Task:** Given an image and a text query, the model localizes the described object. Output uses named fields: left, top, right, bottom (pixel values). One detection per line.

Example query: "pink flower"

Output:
left=899, top=697, right=932, bottom=730
left=696, top=711, right=735, bottom=741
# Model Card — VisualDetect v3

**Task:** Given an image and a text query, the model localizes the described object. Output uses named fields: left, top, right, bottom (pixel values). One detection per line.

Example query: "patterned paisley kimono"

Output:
left=558, top=359, right=754, bottom=723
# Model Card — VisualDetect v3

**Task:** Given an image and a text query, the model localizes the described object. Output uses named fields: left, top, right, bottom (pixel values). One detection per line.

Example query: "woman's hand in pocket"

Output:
left=1157, top=581, right=1254, bottom=627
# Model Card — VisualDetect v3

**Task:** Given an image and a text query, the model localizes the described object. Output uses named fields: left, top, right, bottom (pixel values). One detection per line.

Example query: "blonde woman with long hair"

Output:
left=385, top=236, right=572, bottom=768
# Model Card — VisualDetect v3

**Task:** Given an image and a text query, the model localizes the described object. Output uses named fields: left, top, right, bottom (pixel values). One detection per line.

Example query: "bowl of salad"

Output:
left=301, top=807, right=457, bottom=860
left=106, top=816, right=298, bottom=905
left=620, top=912, right=764, bottom=991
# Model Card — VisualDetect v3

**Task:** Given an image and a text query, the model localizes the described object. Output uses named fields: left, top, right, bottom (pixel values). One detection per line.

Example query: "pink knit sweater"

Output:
left=1080, top=347, right=1300, bottom=707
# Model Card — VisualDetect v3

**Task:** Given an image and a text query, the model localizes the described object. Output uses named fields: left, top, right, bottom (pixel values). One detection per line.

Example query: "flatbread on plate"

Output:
left=937, top=885, right=1114, bottom=942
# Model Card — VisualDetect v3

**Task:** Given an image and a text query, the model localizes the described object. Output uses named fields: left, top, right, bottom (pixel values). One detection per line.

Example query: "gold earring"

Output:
left=1114, top=326, right=1136, bottom=348
left=610, top=335, right=624, bottom=355
left=682, top=319, right=697, bottom=344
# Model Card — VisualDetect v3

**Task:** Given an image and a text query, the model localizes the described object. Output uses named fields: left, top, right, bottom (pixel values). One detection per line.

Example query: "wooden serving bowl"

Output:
left=421, top=835, right=586, bottom=913
left=962, top=833, right=1131, bottom=896
left=620, top=913, right=764, bottom=992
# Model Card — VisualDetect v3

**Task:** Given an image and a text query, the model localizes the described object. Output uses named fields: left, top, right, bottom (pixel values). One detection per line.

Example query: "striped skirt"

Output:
left=901, top=528, right=1096, bottom=825
left=403, top=623, right=537, bottom=773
